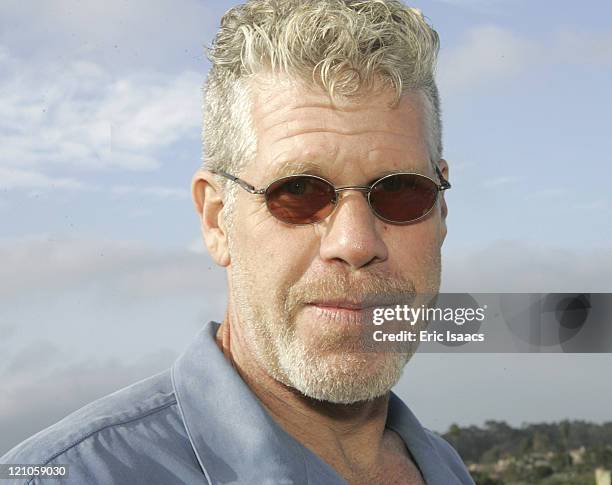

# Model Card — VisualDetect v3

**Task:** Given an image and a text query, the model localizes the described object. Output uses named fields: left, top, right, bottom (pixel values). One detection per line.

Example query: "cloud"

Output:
left=442, top=240, right=612, bottom=292
left=568, top=199, right=608, bottom=211
left=0, top=236, right=226, bottom=456
left=398, top=352, right=612, bottom=432
left=438, top=25, right=612, bottom=94
left=482, top=175, right=521, bottom=189
left=110, top=185, right=190, bottom=200
left=438, top=25, right=535, bottom=93
left=552, top=29, right=612, bottom=66
left=0, top=167, right=91, bottom=191
left=0, top=167, right=191, bottom=199
left=0, top=0, right=214, bottom=191
left=0, top=48, right=202, bottom=175
left=0, top=236, right=225, bottom=456
left=0, top=0, right=216, bottom=73
left=0, top=343, right=177, bottom=456
left=0, top=237, right=224, bottom=301
left=431, top=0, right=506, bottom=14
left=0, top=324, right=18, bottom=349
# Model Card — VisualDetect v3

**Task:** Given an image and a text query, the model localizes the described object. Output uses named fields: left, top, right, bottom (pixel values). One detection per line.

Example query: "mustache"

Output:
left=284, top=271, right=417, bottom=314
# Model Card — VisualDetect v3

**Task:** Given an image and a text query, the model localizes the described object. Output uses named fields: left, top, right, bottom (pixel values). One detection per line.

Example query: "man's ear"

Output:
left=191, top=170, right=230, bottom=267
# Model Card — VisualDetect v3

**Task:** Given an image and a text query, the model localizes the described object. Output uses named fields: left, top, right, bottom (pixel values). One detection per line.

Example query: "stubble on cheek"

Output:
left=226, top=215, right=444, bottom=402
left=226, top=229, right=296, bottom=372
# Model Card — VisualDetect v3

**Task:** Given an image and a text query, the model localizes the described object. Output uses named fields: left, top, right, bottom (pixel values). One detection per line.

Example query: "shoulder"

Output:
left=0, top=369, right=192, bottom=484
left=423, top=428, right=475, bottom=484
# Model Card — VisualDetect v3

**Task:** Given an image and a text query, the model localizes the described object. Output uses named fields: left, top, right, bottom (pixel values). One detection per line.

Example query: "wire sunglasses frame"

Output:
left=210, top=166, right=451, bottom=225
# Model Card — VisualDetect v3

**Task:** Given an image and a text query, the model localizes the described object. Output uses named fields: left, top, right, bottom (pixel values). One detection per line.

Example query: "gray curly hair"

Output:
left=202, top=0, right=442, bottom=223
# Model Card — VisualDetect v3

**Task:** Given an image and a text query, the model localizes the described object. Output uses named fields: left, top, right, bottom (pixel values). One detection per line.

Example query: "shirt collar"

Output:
left=171, top=321, right=460, bottom=485
left=387, top=392, right=462, bottom=483
left=171, top=321, right=344, bottom=485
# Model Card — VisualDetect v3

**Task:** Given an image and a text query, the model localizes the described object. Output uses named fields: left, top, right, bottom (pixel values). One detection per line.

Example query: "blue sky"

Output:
left=1, top=0, right=611, bottom=454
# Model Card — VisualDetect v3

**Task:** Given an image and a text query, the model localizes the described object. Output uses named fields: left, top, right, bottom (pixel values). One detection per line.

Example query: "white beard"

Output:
left=228, top=239, right=434, bottom=403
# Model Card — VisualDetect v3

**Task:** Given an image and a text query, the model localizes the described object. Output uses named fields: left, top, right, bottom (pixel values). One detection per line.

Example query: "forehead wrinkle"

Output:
left=257, top=99, right=398, bottom=133
left=266, top=153, right=426, bottom=182
left=270, top=143, right=340, bottom=164
left=271, top=128, right=410, bottom=145
left=251, top=84, right=431, bottom=181
left=367, top=147, right=429, bottom=170
left=261, top=132, right=428, bottom=181
left=255, top=91, right=393, bottom=118
left=259, top=107, right=410, bottom=146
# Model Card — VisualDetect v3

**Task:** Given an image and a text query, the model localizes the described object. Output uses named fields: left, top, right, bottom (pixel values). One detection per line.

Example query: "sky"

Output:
left=1, top=0, right=612, bottom=455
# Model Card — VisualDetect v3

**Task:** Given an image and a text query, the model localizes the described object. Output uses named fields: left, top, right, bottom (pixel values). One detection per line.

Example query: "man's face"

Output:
left=226, top=77, right=447, bottom=404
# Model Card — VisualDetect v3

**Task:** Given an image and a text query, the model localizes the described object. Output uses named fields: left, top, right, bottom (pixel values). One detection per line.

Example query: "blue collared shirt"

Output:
left=1, top=321, right=474, bottom=484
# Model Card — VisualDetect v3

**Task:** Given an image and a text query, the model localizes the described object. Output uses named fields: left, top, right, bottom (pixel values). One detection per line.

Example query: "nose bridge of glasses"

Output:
left=334, top=185, right=371, bottom=195
left=329, top=186, right=377, bottom=226
left=330, top=185, right=372, bottom=207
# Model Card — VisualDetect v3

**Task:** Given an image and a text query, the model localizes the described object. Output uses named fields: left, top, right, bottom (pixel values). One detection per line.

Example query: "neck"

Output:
left=215, top=311, right=393, bottom=477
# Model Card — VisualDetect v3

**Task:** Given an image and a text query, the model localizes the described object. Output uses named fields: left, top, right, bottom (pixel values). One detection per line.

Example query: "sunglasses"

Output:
left=211, top=167, right=450, bottom=225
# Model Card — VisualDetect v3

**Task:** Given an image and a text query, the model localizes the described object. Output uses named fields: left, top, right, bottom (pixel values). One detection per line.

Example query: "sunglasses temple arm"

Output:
left=435, top=165, right=451, bottom=190
left=210, top=169, right=263, bottom=194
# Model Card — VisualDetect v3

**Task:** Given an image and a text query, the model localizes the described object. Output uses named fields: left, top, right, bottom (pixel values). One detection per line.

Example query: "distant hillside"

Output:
left=441, top=420, right=612, bottom=484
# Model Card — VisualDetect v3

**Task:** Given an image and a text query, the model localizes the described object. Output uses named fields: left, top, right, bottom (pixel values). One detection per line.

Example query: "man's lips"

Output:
left=307, top=301, right=378, bottom=311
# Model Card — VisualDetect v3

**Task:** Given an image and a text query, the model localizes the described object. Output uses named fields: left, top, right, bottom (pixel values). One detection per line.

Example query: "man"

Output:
left=1, top=1, right=473, bottom=483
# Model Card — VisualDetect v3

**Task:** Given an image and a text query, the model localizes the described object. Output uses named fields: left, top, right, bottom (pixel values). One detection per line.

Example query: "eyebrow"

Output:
left=268, top=160, right=325, bottom=179
left=267, top=159, right=428, bottom=183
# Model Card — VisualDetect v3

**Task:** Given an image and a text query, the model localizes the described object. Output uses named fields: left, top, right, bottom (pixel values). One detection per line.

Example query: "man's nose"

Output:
left=318, top=192, right=388, bottom=269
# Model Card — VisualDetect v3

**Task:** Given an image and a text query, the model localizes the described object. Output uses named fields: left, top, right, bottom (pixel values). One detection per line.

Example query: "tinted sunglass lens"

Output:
left=370, top=174, right=438, bottom=223
left=266, top=176, right=335, bottom=224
